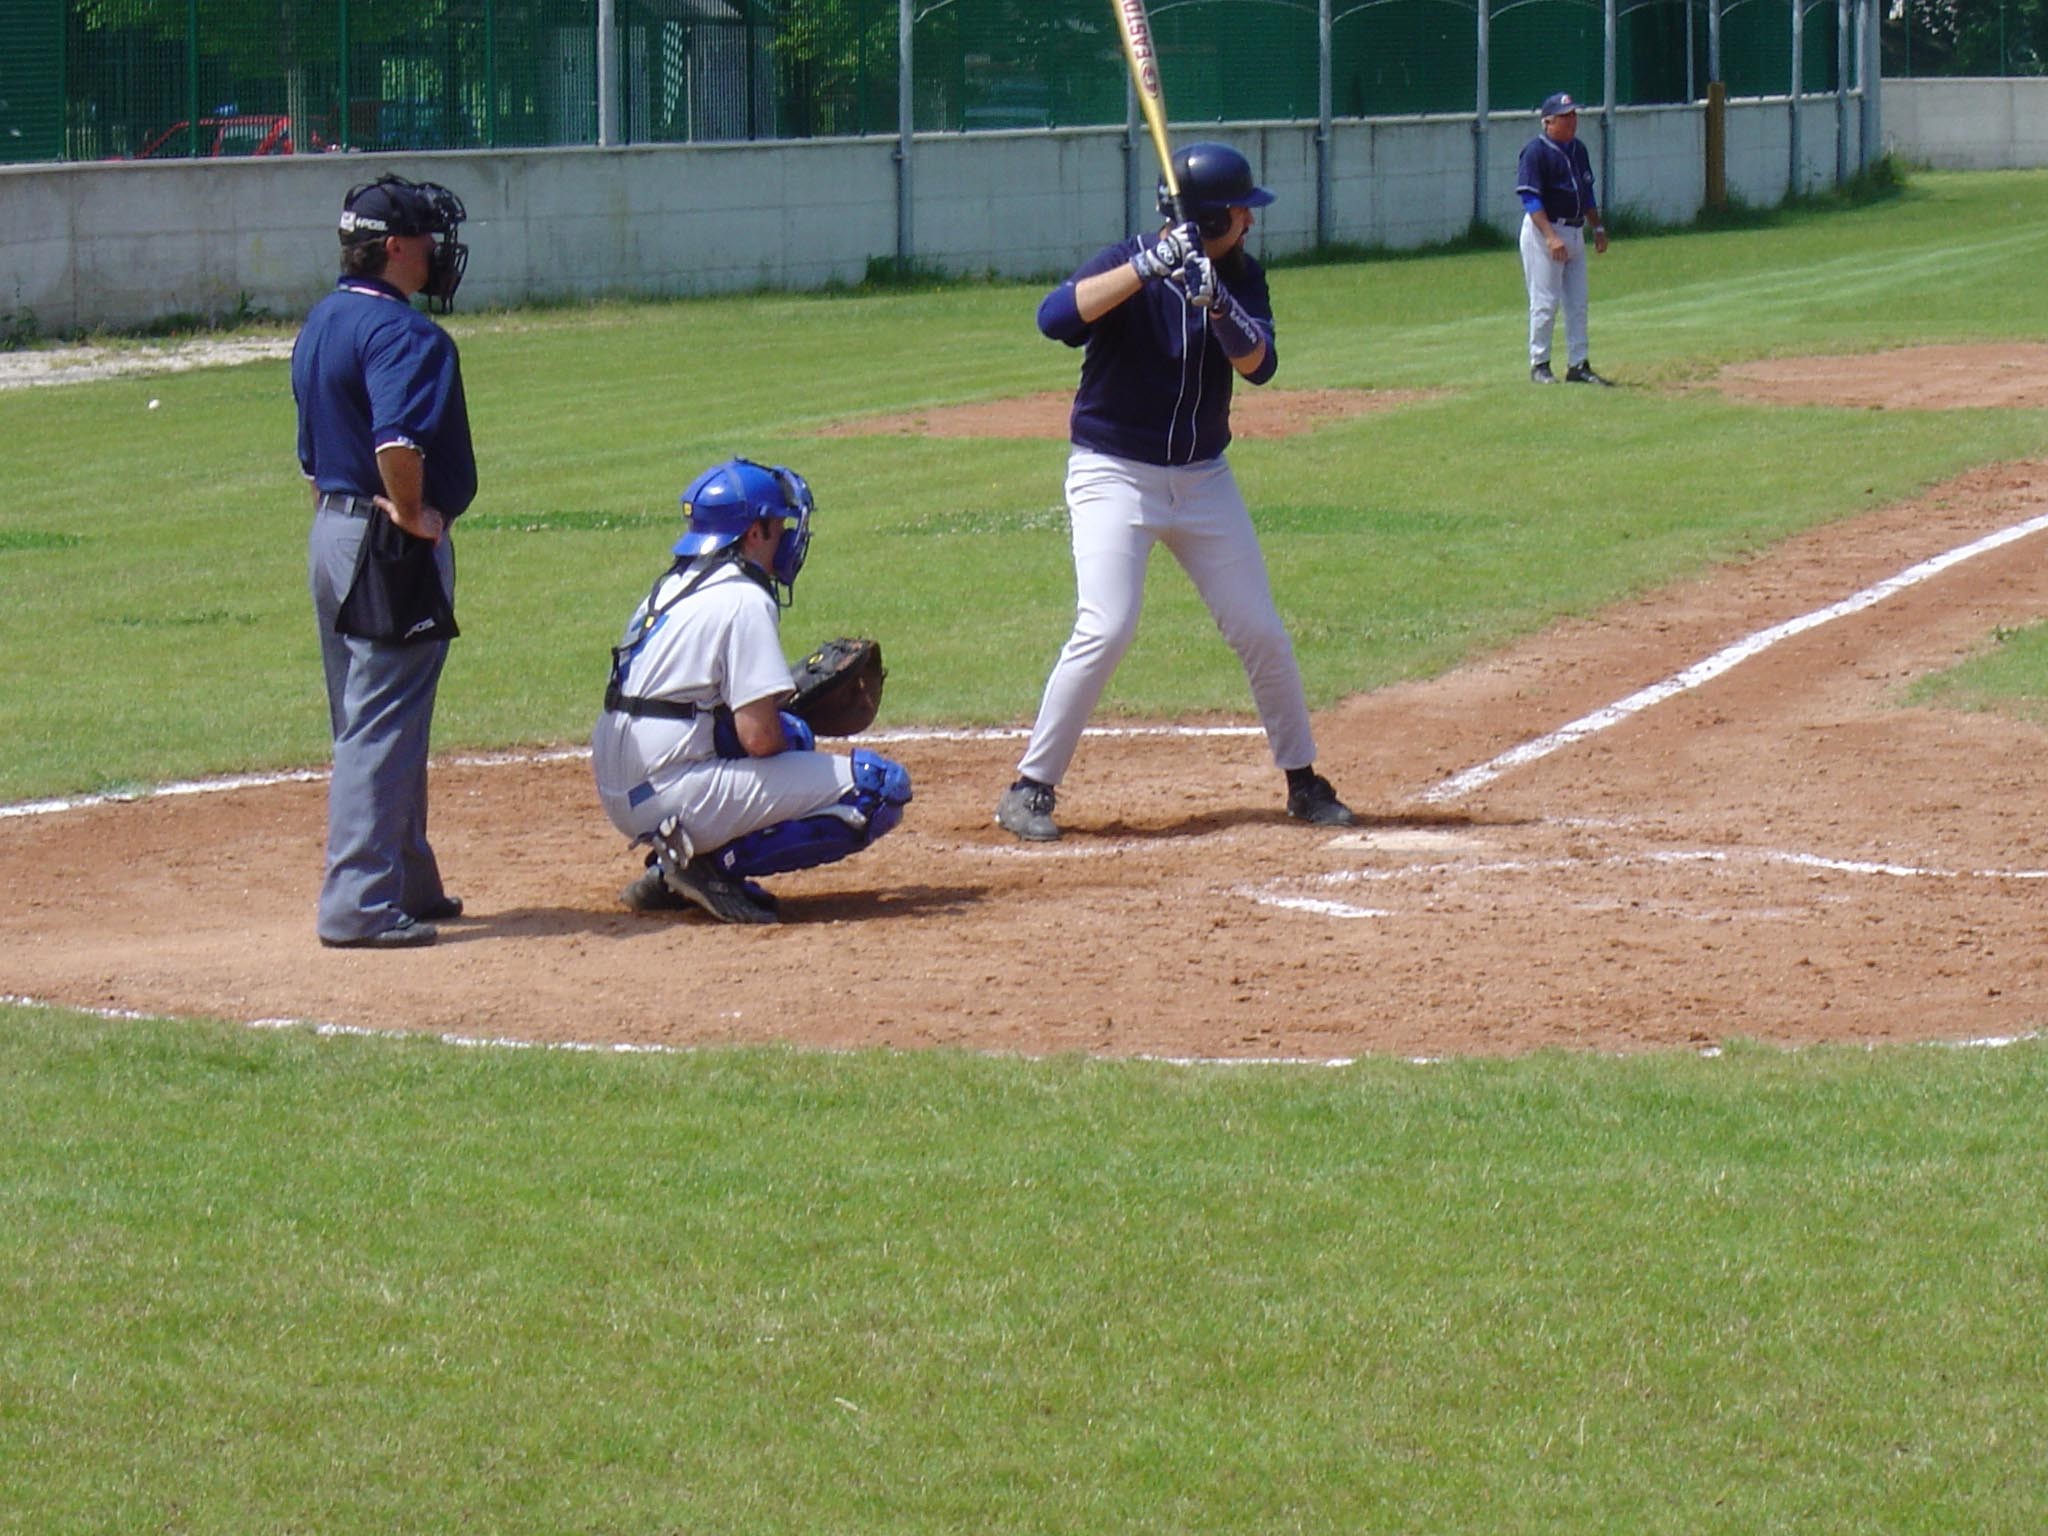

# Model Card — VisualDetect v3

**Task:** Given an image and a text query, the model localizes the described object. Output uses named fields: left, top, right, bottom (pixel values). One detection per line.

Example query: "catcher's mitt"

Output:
left=787, top=636, right=886, bottom=736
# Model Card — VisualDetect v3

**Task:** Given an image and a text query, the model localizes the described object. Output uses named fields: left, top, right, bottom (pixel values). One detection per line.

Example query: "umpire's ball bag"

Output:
left=334, top=512, right=458, bottom=645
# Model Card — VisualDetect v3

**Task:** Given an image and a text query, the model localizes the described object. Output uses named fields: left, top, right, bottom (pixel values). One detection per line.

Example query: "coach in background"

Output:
left=1517, top=92, right=1614, bottom=387
left=292, top=174, right=476, bottom=949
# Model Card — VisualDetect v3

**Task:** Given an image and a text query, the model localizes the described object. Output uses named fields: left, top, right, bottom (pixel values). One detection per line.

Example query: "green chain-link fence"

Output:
left=4, top=0, right=1867, bottom=165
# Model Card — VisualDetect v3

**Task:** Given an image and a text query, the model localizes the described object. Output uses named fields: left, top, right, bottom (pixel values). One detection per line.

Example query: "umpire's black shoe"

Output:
left=320, top=917, right=438, bottom=950
left=661, top=854, right=780, bottom=925
left=1565, top=361, right=1615, bottom=387
left=1286, top=773, right=1356, bottom=827
left=1530, top=361, right=1558, bottom=384
left=996, top=779, right=1062, bottom=842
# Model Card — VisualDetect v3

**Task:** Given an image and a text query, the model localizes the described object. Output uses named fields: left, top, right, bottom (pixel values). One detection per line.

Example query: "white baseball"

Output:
left=148, top=399, right=161, bottom=410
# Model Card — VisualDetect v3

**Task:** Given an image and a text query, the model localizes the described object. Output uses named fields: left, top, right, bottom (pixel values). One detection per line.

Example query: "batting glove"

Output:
left=1131, top=223, right=1200, bottom=283
left=1174, top=251, right=1219, bottom=309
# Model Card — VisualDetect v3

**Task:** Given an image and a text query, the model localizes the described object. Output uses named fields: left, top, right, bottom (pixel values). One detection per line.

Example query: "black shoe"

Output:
left=1565, top=361, right=1614, bottom=387
left=995, top=779, right=1061, bottom=842
left=1286, top=773, right=1356, bottom=827
left=320, top=917, right=438, bottom=950
left=411, top=894, right=464, bottom=922
left=659, top=852, right=780, bottom=925
left=1530, top=361, right=1557, bottom=384
left=621, top=865, right=689, bottom=913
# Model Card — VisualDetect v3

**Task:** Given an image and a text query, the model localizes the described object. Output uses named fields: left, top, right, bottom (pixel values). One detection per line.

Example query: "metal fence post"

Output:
left=485, top=0, right=498, bottom=147
left=1474, top=0, right=1489, bottom=233
left=1835, top=0, right=1848, bottom=185
left=1601, top=0, right=1615, bottom=212
left=598, top=0, right=618, bottom=144
left=338, top=0, right=351, bottom=149
left=896, top=0, right=912, bottom=272
left=1317, top=0, right=1332, bottom=246
left=1790, top=0, right=1803, bottom=196
left=186, top=0, right=200, bottom=158
left=1709, top=0, right=1721, bottom=85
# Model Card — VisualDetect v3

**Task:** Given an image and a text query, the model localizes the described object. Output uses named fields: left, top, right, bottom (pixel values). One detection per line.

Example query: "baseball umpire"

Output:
left=292, top=174, right=475, bottom=949
left=1517, top=92, right=1614, bottom=386
left=592, top=459, right=912, bottom=925
left=994, top=140, right=1355, bottom=842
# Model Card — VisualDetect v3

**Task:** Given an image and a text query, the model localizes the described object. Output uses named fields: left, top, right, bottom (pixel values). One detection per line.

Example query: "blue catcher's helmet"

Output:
left=1157, top=141, right=1275, bottom=236
left=674, top=458, right=814, bottom=595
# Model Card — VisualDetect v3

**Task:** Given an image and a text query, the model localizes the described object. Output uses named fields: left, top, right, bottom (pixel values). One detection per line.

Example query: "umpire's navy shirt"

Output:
left=1515, top=133, right=1598, bottom=225
left=292, top=277, right=477, bottom=519
left=1037, top=237, right=1279, bottom=467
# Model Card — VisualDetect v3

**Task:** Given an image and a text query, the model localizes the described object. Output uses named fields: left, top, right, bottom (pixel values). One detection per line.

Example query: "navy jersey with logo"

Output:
left=1516, top=134, right=1597, bottom=225
left=1036, top=238, right=1278, bottom=467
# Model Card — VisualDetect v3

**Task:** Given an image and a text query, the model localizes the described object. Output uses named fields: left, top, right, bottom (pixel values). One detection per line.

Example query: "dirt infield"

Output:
left=6, top=346, right=2046, bottom=1058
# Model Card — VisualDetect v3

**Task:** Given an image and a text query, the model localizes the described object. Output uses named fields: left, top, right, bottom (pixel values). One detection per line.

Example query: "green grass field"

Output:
left=5, top=169, right=2048, bottom=1531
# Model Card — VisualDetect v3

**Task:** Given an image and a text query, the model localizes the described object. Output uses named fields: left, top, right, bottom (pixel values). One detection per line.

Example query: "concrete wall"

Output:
left=1, top=95, right=1870, bottom=334
left=1883, top=78, right=2048, bottom=169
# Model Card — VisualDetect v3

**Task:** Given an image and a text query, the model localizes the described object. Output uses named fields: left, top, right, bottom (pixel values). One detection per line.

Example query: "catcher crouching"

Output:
left=591, top=458, right=906, bottom=924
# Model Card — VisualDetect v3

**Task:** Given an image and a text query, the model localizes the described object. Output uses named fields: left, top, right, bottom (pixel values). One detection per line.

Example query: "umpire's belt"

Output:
left=316, top=492, right=379, bottom=518
left=603, top=680, right=700, bottom=721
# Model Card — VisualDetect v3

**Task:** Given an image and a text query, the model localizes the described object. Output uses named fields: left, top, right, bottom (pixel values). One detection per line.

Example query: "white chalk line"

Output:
left=1423, top=508, right=2048, bottom=803
left=0, top=725, right=1263, bottom=822
left=6, top=994, right=2032, bottom=1067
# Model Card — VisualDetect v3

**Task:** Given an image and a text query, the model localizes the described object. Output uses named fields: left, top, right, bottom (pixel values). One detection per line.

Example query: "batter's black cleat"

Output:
left=1530, top=361, right=1558, bottom=384
left=1565, top=361, right=1614, bottom=387
left=1286, top=773, right=1356, bottom=827
left=660, top=853, right=780, bottom=925
left=411, top=894, right=464, bottom=922
left=996, top=779, right=1062, bottom=842
left=320, top=917, right=438, bottom=950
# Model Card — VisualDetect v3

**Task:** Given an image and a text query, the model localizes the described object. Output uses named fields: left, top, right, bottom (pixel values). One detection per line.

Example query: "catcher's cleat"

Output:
left=1565, top=361, right=1615, bottom=387
left=319, top=917, right=438, bottom=950
left=621, top=865, right=689, bottom=913
left=1530, top=361, right=1558, bottom=384
left=661, top=853, right=780, bottom=925
left=996, top=779, right=1062, bottom=842
left=1285, top=773, right=1356, bottom=827
left=625, top=861, right=777, bottom=916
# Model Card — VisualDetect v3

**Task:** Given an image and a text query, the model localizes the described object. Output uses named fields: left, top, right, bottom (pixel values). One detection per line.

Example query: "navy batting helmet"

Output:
left=675, top=458, right=814, bottom=595
left=1157, top=141, right=1275, bottom=233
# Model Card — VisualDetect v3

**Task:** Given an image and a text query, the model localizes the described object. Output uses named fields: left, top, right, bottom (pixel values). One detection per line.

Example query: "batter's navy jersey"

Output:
left=1516, top=134, right=1598, bottom=225
left=292, top=277, right=477, bottom=520
left=1037, top=238, right=1279, bottom=467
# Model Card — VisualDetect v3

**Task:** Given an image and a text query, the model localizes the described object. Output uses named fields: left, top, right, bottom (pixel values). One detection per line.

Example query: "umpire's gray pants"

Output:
left=308, top=505, right=455, bottom=942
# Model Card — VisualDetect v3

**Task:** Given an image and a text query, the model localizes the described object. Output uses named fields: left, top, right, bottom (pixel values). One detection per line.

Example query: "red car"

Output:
left=121, top=115, right=331, bottom=160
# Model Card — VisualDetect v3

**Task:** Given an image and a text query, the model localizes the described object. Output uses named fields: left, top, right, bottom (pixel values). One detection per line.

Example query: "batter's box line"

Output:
left=5, top=992, right=2035, bottom=1064
left=0, top=727, right=1265, bottom=822
left=1423, top=507, right=2048, bottom=803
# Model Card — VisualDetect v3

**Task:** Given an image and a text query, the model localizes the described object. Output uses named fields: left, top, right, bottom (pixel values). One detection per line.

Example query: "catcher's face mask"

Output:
left=767, top=466, right=813, bottom=593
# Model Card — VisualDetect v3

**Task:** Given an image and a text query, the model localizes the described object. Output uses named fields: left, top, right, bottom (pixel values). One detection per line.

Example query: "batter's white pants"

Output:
left=1016, top=449, right=1318, bottom=787
left=1521, top=216, right=1590, bottom=369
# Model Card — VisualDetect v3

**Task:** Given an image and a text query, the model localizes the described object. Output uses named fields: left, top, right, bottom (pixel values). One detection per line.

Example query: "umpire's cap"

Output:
left=1539, top=92, right=1580, bottom=118
left=338, top=175, right=466, bottom=244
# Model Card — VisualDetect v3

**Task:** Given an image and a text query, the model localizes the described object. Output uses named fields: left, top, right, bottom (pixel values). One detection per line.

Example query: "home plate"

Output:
left=1325, top=828, right=1486, bottom=854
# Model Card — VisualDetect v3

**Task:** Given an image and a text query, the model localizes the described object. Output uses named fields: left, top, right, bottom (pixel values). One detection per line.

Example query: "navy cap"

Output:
left=338, top=176, right=459, bottom=243
left=1539, top=92, right=1579, bottom=118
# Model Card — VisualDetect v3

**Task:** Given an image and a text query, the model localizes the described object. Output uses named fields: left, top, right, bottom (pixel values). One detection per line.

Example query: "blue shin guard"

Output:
left=710, top=748, right=912, bottom=879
